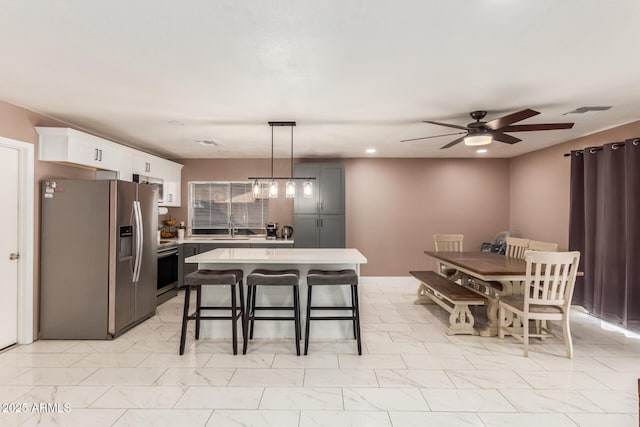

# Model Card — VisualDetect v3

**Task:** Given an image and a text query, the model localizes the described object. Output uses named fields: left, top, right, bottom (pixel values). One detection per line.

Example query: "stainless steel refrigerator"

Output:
left=40, top=180, right=158, bottom=339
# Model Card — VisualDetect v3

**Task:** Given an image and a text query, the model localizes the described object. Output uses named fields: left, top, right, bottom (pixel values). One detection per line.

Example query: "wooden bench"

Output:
left=410, top=270, right=487, bottom=335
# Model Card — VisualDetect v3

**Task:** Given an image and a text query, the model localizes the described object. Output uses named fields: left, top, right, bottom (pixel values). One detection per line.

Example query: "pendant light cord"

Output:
left=291, top=126, right=294, bottom=177
left=271, top=125, right=274, bottom=179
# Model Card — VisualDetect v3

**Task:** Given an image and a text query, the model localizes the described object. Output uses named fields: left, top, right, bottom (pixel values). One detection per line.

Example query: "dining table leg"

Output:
left=476, top=279, right=523, bottom=337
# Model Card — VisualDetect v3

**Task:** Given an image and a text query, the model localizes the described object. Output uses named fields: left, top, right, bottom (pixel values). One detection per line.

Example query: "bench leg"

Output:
left=413, top=283, right=436, bottom=305
left=446, top=304, right=478, bottom=336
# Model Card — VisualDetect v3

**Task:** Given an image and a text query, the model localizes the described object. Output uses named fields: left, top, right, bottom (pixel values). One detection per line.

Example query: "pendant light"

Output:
left=248, top=121, right=315, bottom=199
left=285, top=126, right=296, bottom=198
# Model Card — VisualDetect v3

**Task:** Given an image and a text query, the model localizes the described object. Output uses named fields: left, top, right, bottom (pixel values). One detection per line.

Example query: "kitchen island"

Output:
left=185, top=248, right=367, bottom=339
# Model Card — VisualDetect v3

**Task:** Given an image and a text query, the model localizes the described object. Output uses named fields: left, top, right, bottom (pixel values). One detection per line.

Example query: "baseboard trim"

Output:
left=360, top=276, right=417, bottom=286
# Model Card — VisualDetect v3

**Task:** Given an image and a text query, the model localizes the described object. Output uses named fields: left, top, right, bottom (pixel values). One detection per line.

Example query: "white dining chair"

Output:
left=433, top=234, right=464, bottom=252
left=528, top=240, right=559, bottom=252
left=498, top=250, right=581, bottom=358
left=505, top=237, right=530, bottom=259
left=433, top=234, right=463, bottom=279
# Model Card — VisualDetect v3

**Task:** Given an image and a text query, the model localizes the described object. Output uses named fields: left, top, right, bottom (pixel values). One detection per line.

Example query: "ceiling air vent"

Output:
left=196, top=140, right=220, bottom=146
left=563, top=106, right=612, bottom=115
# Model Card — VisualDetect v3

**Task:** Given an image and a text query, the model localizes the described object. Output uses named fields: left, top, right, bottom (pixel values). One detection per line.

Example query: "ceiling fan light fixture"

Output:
left=464, top=134, right=493, bottom=146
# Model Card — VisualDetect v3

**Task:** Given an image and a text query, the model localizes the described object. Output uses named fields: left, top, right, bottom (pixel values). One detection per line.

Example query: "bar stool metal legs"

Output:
left=243, top=269, right=301, bottom=356
left=179, top=269, right=244, bottom=355
left=304, top=269, right=361, bottom=355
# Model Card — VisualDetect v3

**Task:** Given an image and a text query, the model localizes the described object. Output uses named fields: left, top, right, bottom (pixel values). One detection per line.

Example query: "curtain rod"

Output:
left=563, top=137, right=640, bottom=157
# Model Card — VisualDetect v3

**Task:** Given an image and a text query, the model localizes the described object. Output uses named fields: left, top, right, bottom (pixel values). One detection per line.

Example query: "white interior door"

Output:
left=0, top=145, right=19, bottom=349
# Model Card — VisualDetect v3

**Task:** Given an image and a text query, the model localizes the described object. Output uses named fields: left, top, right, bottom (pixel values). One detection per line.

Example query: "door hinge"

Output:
left=9, top=253, right=19, bottom=260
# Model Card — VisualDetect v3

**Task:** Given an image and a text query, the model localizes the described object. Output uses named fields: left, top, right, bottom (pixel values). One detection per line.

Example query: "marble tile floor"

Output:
left=1, top=282, right=639, bottom=426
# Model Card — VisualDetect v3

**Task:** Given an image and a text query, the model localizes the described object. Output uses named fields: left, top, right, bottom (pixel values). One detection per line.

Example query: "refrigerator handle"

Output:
left=133, top=201, right=143, bottom=283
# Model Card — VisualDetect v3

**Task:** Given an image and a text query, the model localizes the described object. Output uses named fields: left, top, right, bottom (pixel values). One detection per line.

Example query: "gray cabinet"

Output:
left=294, top=214, right=345, bottom=248
left=250, top=242, right=294, bottom=248
left=294, top=163, right=345, bottom=248
left=294, top=163, right=345, bottom=215
left=178, top=243, right=199, bottom=288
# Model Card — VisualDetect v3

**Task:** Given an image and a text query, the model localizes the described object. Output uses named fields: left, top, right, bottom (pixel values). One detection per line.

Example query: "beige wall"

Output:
left=509, top=120, right=640, bottom=250
left=0, top=100, right=95, bottom=338
left=170, top=157, right=511, bottom=276
left=343, top=158, right=510, bottom=275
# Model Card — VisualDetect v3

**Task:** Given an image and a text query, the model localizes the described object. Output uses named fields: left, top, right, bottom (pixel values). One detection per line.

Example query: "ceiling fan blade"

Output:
left=486, top=109, right=540, bottom=130
left=423, top=120, right=468, bottom=130
left=499, top=123, right=574, bottom=132
left=440, top=136, right=466, bottom=149
left=492, top=132, right=522, bottom=144
left=400, top=131, right=466, bottom=143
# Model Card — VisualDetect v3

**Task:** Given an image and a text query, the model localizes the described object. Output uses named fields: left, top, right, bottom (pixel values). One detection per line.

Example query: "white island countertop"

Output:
left=186, top=248, right=367, bottom=264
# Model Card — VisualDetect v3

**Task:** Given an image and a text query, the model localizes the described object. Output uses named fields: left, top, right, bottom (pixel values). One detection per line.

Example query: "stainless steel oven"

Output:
left=157, top=241, right=178, bottom=304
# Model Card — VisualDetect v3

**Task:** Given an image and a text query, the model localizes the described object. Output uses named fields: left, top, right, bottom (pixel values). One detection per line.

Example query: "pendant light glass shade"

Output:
left=285, top=180, right=296, bottom=198
left=303, top=179, right=313, bottom=199
left=269, top=179, right=278, bottom=198
left=249, top=122, right=314, bottom=199
left=252, top=179, right=261, bottom=198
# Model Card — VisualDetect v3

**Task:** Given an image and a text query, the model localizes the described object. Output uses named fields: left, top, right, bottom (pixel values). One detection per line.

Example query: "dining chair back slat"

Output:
left=433, top=234, right=464, bottom=252
left=528, top=240, right=559, bottom=252
left=505, top=237, right=530, bottom=259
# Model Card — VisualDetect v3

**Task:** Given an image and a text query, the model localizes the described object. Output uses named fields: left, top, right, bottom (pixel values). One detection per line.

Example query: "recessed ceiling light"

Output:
left=366, top=148, right=376, bottom=154
left=197, top=140, right=220, bottom=146
left=476, top=149, right=488, bottom=154
left=168, top=120, right=184, bottom=126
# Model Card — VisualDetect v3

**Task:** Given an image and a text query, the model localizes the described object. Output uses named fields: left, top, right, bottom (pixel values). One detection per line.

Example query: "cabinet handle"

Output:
left=321, top=201, right=324, bottom=211
left=94, top=148, right=99, bottom=161
left=320, top=218, right=323, bottom=227
left=168, top=194, right=173, bottom=202
left=99, top=149, right=103, bottom=161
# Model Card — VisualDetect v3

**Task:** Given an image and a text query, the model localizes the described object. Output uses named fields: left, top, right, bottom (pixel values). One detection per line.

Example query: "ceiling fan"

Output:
left=401, top=109, right=574, bottom=149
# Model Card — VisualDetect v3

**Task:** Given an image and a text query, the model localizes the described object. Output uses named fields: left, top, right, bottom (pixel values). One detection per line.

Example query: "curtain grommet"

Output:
left=589, top=148, right=598, bottom=154
left=612, top=143, right=620, bottom=150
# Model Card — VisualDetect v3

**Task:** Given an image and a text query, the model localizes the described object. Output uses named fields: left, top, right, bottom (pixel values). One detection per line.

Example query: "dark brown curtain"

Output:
left=569, top=138, right=640, bottom=331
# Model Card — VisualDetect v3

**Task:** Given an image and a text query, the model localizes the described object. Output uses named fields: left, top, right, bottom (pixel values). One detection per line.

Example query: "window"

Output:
left=189, top=181, right=269, bottom=235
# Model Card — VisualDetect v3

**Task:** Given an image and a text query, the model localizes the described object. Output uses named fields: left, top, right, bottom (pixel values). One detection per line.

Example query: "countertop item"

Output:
left=186, top=248, right=366, bottom=264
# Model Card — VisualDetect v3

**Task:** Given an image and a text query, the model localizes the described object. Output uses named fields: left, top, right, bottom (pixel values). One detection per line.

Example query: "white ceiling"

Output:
left=1, top=1, right=639, bottom=159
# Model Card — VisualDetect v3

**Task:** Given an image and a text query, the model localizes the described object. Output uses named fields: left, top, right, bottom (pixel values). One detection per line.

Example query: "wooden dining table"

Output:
left=421, top=251, right=529, bottom=336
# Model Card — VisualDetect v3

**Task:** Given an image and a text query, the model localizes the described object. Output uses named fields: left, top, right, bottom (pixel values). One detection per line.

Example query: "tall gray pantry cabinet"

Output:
left=294, top=163, right=345, bottom=248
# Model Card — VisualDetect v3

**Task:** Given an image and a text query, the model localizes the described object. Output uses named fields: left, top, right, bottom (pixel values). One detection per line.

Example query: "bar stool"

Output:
left=305, top=269, right=361, bottom=355
left=244, top=269, right=301, bottom=356
left=179, top=269, right=245, bottom=355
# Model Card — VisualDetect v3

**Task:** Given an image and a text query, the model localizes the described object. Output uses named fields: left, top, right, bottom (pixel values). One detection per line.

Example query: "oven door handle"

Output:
left=158, top=249, right=178, bottom=259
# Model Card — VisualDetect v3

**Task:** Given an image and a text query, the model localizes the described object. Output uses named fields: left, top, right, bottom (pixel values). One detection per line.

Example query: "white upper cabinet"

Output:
left=132, top=152, right=161, bottom=177
left=155, top=158, right=183, bottom=207
left=36, top=127, right=123, bottom=172
left=36, top=127, right=184, bottom=206
left=164, top=162, right=183, bottom=207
